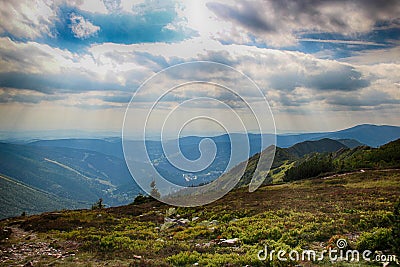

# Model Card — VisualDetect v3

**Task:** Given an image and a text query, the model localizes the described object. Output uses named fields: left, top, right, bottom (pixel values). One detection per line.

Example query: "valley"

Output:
left=1, top=124, right=400, bottom=219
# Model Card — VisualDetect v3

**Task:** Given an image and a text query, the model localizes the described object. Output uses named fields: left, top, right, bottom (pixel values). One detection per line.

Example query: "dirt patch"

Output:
left=0, top=226, right=78, bottom=266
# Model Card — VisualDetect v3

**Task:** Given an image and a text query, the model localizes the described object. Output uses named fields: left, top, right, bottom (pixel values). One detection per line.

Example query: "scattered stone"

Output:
left=209, top=220, right=219, bottom=226
left=199, top=220, right=219, bottom=227
left=177, top=218, right=190, bottom=225
left=164, top=217, right=176, bottom=223
left=162, top=217, right=191, bottom=227
left=219, top=238, right=239, bottom=247
left=195, top=239, right=219, bottom=249
left=0, top=227, right=12, bottom=241
left=160, top=221, right=177, bottom=231
left=0, top=226, right=78, bottom=264
left=165, top=207, right=176, bottom=217
left=133, top=255, right=142, bottom=259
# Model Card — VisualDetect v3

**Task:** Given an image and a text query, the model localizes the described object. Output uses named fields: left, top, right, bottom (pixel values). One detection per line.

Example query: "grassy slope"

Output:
left=228, top=138, right=357, bottom=189
left=284, top=139, right=400, bottom=182
left=0, top=142, right=142, bottom=208
left=0, top=174, right=82, bottom=219
left=1, top=169, right=399, bottom=266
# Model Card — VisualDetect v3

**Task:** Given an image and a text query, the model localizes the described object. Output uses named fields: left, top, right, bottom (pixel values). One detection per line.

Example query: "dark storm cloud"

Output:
left=0, top=72, right=126, bottom=94
left=198, top=50, right=239, bottom=66
left=0, top=43, right=51, bottom=72
left=305, top=66, right=370, bottom=91
left=102, top=94, right=132, bottom=103
left=102, top=50, right=170, bottom=71
left=206, top=2, right=276, bottom=33
left=132, top=52, right=170, bottom=70
left=268, top=0, right=400, bottom=27
left=269, top=65, right=369, bottom=91
left=326, top=90, right=400, bottom=107
left=0, top=90, right=64, bottom=104
left=207, top=0, right=400, bottom=46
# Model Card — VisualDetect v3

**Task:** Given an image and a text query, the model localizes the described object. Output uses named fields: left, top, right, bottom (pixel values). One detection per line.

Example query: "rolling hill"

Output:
left=284, top=138, right=400, bottom=182
left=224, top=138, right=352, bottom=188
left=28, top=124, right=399, bottom=170
left=0, top=173, right=80, bottom=219
left=0, top=142, right=143, bottom=218
left=285, top=138, right=348, bottom=157
left=277, top=124, right=400, bottom=147
left=30, top=138, right=125, bottom=159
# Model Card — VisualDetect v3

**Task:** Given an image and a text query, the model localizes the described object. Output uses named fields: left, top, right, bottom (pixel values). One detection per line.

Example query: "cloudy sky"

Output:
left=0, top=0, right=399, bottom=137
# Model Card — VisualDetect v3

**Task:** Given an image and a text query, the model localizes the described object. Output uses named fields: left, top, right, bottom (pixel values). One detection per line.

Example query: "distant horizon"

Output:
left=1, top=123, right=399, bottom=142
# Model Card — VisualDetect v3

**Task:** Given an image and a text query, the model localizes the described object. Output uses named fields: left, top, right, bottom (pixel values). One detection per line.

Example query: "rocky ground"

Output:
left=0, top=226, right=79, bottom=266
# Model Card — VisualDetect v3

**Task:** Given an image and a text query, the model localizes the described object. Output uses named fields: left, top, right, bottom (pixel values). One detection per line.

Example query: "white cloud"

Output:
left=0, top=37, right=153, bottom=94
left=0, top=33, right=398, bottom=121
left=341, top=46, right=400, bottom=65
left=0, top=37, right=75, bottom=74
left=66, top=0, right=108, bottom=14
left=299, top=38, right=386, bottom=47
left=0, top=0, right=57, bottom=39
left=0, top=0, right=110, bottom=40
left=69, top=13, right=100, bottom=39
left=102, top=0, right=121, bottom=12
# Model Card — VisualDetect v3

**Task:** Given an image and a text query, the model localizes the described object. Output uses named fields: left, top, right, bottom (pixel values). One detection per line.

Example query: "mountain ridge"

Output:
left=1, top=124, right=400, bottom=219
left=28, top=124, right=400, bottom=154
left=0, top=173, right=81, bottom=219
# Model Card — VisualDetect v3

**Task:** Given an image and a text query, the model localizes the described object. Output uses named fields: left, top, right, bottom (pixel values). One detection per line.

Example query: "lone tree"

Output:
left=150, top=180, right=161, bottom=199
left=92, top=198, right=105, bottom=210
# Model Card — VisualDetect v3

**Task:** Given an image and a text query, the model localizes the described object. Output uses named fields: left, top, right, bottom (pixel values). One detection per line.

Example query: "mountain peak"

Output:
left=286, top=138, right=347, bottom=158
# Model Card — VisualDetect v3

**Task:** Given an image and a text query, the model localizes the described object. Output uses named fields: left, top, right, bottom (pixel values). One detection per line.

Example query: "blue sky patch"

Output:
left=18, top=3, right=196, bottom=52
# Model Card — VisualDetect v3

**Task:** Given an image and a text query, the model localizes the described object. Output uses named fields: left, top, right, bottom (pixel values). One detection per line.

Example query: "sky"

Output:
left=0, top=0, right=399, bottom=138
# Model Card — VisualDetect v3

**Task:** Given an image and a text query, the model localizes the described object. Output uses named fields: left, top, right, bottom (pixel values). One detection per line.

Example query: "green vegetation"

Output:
left=1, top=169, right=399, bottom=266
left=283, top=139, right=400, bottom=182
left=132, top=193, right=154, bottom=205
left=225, top=138, right=400, bottom=188
left=0, top=173, right=80, bottom=219
left=284, top=154, right=334, bottom=182
left=393, top=199, right=400, bottom=256
left=0, top=142, right=142, bottom=218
